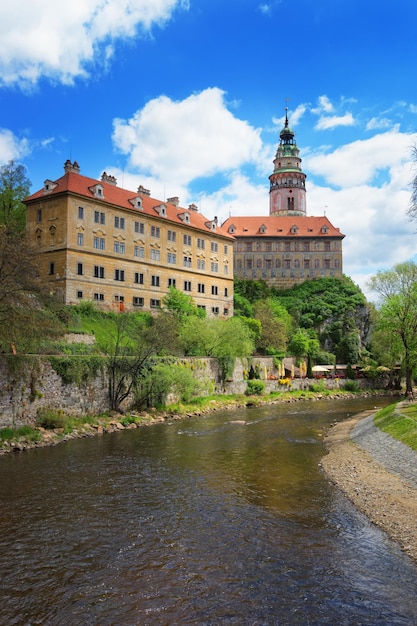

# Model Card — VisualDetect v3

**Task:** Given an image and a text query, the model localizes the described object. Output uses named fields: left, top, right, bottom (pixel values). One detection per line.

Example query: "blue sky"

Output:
left=2, top=0, right=417, bottom=300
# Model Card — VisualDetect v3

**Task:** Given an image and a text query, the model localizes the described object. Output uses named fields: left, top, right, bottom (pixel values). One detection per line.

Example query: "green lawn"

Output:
left=374, top=401, right=417, bottom=451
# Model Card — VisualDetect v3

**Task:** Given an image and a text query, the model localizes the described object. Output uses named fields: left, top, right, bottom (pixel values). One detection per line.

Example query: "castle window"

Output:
left=133, top=297, right=144, bottom=307
left=36, top=209, right=42, bottom=223
left=151, top=249, right=160, bottom=261
left=151, top=226, right=160, bottom=238
left=94, top=265, right=105, bottom=278
left=134, top=245, right=144, bottom=258
left=211, top=262, right=218, bottom=272
left=303, top=242, right=310, bottom=252
left=224, top=265, right=228, bottom=275
left=135, top=221, right=145, bottom=234
left=168, top=252, right=176, bottom=264
left=94, top=293, right=104, bottom=301
left=168, top=230, right=176, bottom=242
left=211, top=307, right=219, bottom=315
left=184, top=234, right=192, bottom=246
left=211, top=242, right=218, bottom=253
left=197, top=259, right=205, bottom=270
left=304, top=259, right=310, bottom=269
left=114, top=216, right=125, bottom=229
left=114, top=241, right=125, bottom=254
left=77, top=263, right=83, bottom=275
left=94, top=211, right=105, bottom=225
left=168, top=278, right=176, bottom=287
left=78, top=206, right=84, bottom=219
left=184, top=256, right=192, bottom=268
left=77, top=233, right=84, bottom=246
left=151, top=275, right=160, bottom=287
left=198, top=283, right=205, bottom=293
left=197, top=238, right=205, bottom=249
left=134, top=272, right=144, bottom=284
left=77, top=291, right=83, bottom=299
left=114, top=269, right=125, bottom=281
left=211, top=285, right=218, bottom=295
left=49, top=262, right=55, bottom=275
left=324, top=242, right=331, bottom=251
left=184, top=281, right=192, bottom=292
left=150, top=299, right=161, bottom=308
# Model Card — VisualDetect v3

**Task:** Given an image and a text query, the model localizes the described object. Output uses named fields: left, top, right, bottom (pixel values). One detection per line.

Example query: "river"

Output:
left=1, top=396, right=417, bottom=625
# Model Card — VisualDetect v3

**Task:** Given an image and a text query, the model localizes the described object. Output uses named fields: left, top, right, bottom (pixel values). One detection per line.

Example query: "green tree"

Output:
left=0, top=160, right=31, bottom=232
left=368, top=261, right=417, bottom=394
left=0, top=226, right=63, bottom=352
left=105, top=312, right=180, bottom=412
left=162, top=286, right=205, bottom=321
left=178, top=316, right=254, bottom=381
left=254, top=299, right=289, bottom=354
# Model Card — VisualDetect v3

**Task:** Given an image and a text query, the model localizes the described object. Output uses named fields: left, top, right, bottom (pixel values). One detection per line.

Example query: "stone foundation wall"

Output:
left=0, top=355, right=385, bottom=428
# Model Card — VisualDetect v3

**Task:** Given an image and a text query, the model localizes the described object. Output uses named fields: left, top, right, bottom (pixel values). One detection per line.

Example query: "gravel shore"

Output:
left=321, top=406, right=417, bottom=563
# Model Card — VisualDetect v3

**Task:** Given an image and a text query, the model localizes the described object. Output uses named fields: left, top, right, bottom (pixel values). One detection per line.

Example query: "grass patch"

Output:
left=0, top=425, right=41, bottom=443
left=374, top=401, right=417, bottom=451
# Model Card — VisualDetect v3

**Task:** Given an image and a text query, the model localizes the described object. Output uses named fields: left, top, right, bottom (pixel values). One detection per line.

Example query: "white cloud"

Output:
left=315, top=113, right=355, bottom=130
left=0, top=0, right=187, bottom=88
left=366, top=117, right=393, bottom=131
left=112, top=87, right=263, bottom=187
left=313, top=95, right=334, bottom=114
left=0, top=129, right=30, bottom=164
left=305, top=127, right=417, bottom=187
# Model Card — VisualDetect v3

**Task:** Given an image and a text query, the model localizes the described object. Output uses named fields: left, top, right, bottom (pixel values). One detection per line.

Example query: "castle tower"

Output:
left=269, top=108, right=307, bottom=216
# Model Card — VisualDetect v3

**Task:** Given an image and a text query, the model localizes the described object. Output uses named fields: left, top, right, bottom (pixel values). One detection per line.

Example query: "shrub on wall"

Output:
left=246, top=380, right=265, bottom=395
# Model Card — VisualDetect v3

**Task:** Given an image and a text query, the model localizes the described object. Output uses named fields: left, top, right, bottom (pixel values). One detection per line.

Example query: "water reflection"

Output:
left=0, top=397, right=416, bottom=624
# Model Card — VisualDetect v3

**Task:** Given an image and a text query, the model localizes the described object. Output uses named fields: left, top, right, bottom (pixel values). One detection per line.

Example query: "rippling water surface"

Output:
left=1, top=397, right=417, bottom=625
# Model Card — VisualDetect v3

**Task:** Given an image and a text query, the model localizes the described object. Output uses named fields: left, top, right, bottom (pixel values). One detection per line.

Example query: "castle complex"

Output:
left=24, top=161, right=234, bottom=316
left=24, top=109, right=344, bottom=312
left=222, top=109, right=344, bottom=288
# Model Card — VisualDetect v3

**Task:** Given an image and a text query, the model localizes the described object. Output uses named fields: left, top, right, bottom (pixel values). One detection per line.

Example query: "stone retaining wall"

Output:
left=0, top=355, right=384, bottom=428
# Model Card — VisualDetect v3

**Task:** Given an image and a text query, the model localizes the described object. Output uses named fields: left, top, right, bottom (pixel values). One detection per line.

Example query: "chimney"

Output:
left=137, top=185, right=150, bottom=196
left=167, top=196, right=179, bottom=207
left=188, top=203, right=198, bottom=211
left=101, top=172, right=117, bottom=185
left=64, top=160, right=80, bottom=174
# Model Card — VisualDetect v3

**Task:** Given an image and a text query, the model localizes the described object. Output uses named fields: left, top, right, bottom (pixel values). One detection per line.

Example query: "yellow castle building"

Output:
left=24, top=160, right=234, bottom=316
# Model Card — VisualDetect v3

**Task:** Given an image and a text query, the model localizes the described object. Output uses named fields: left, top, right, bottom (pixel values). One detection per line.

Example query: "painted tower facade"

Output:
left=269, top=108, right=307, bottom=217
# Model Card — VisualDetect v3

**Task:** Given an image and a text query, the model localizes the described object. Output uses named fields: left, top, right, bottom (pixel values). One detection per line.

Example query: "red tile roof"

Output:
left=25, top=170, right=234, bottom=240
left=221, top=215, right=344, bottom=238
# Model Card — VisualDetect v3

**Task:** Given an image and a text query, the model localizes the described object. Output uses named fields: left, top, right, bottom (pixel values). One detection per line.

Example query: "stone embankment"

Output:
left=0, top=390, right=390, bottom=455
left=321, top=404, right=417, bottom=563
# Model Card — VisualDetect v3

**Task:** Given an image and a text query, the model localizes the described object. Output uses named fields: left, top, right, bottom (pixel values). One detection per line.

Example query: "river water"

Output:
left=1, top=397, right=417, bottom=625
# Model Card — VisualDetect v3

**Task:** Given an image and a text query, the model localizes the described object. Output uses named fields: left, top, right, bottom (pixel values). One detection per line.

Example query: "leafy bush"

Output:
left=309, top=381, right=326, bottom=393
left=36, top=408, right=67, bottom=429
left=0, top=427, right=15, bottom=441
left=246, top=380, right=265, bottom=395
left=344, top=380, right=359, bottom=392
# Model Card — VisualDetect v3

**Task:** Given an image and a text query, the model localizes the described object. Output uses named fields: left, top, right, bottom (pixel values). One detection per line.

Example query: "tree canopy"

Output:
left=368, top=261, right=417, bottom=394
left=0, top=160, right=31, bottom=232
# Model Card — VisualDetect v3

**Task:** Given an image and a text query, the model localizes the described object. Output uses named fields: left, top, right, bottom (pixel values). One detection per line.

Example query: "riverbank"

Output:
left=0, top=388, right=397, bottom=455
left=321, top=405, right=417, bottom=563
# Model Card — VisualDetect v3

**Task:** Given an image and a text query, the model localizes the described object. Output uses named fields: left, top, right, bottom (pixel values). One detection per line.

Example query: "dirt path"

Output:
left=320, top=411, right=417, bottom=563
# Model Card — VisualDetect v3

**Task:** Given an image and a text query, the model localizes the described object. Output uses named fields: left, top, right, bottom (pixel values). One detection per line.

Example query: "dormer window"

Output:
left=43, top=179, right=58, bottom=194
left=321, top=225, right=329, bottom=234
left=154, top=204, right=167, bottom=217
left=179, top=212, right=190, bottom=224
left=129, top=197, right=143, bottom=210
left=90, top=184, right=104, bottom=199
left=228, top=224, right=236, bottom=234
left=291, top=225, right=298, bottom=234
left=259, top=224, right=267, bottom=234
left=205, top=217, right=218, bottom=231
